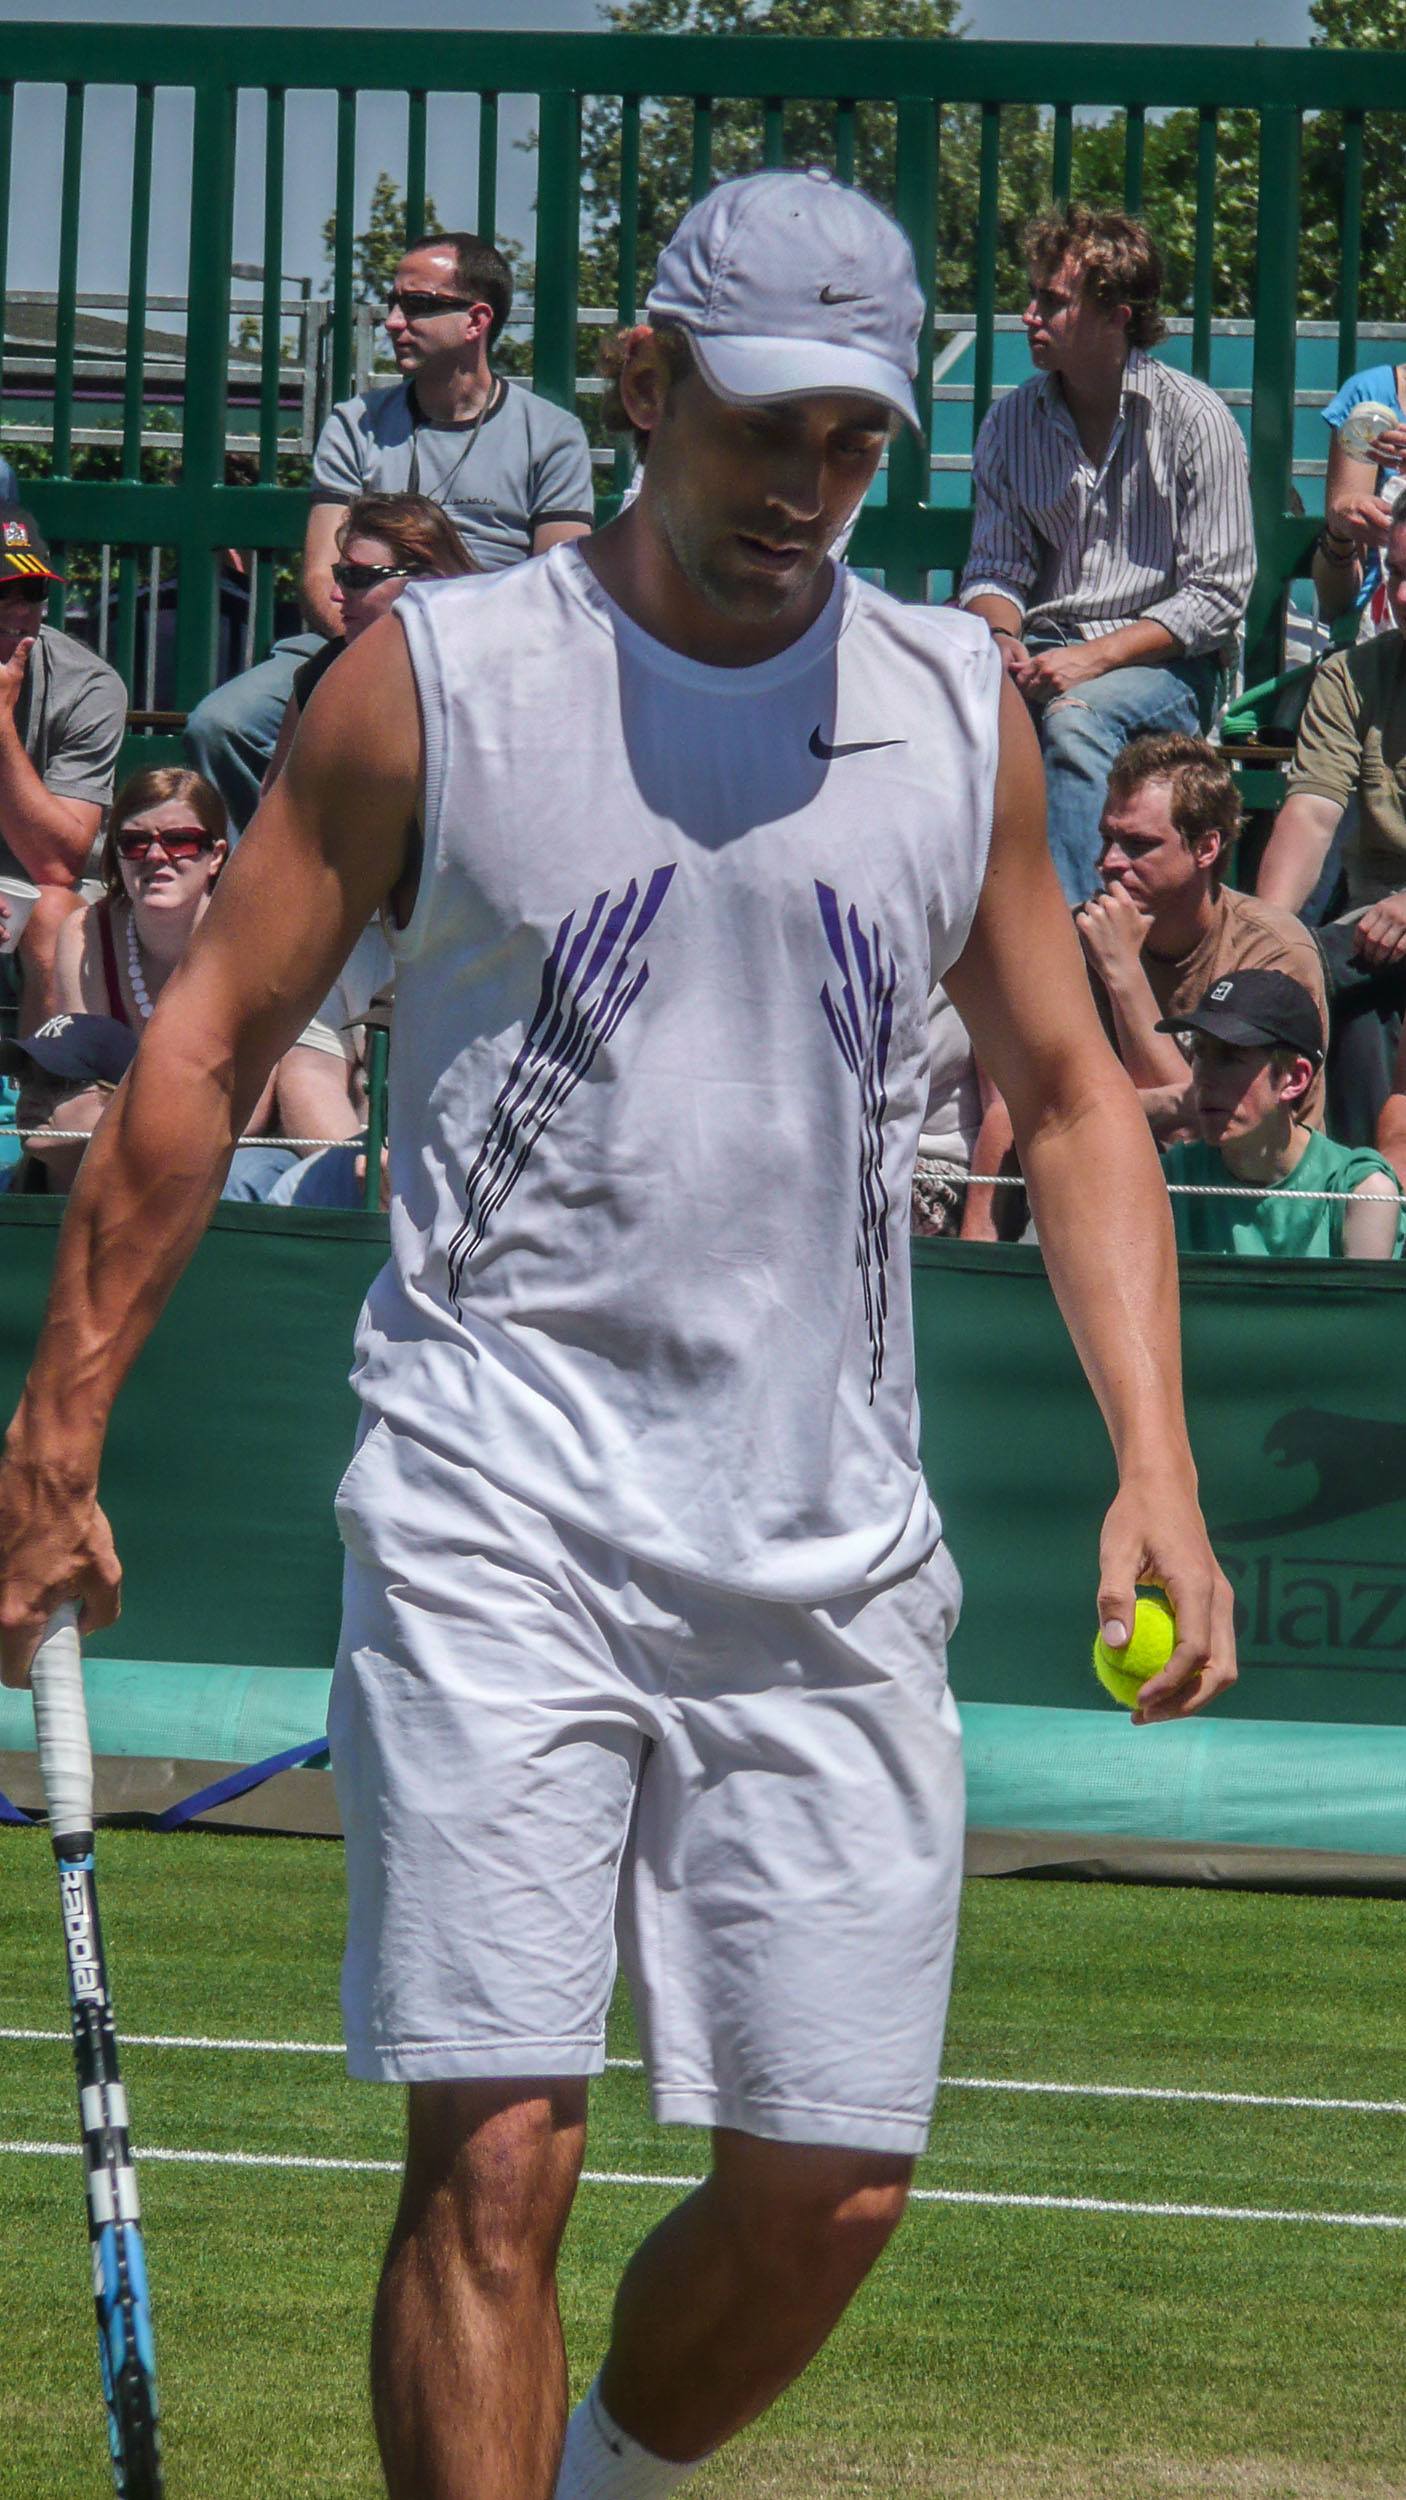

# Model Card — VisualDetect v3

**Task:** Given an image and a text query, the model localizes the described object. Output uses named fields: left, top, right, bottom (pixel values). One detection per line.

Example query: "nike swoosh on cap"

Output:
left=809, top=725, right=907, bottom=760
left=818, top=284, right=866, bottom=304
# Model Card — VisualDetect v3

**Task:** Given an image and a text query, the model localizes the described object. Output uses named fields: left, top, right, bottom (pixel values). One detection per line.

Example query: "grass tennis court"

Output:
left=3, top=1831, right=1404, bottom=2499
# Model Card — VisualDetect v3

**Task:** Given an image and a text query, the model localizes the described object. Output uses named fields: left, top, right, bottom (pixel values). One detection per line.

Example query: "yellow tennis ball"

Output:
left=1092, top=1587, right=1177, bottom=1707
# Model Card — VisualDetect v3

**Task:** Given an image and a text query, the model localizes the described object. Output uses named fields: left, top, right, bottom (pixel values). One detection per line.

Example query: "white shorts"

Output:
left=329, top=1420, right=966, bottom=2155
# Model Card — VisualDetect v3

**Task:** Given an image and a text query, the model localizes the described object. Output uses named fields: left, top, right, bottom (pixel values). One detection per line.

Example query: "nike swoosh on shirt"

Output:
left=809, top=725, right=907, bottom=760
left=819, top=284, right=866, bottom=304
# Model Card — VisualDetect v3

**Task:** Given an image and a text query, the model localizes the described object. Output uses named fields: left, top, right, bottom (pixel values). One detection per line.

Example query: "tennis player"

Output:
left=0, top=171, right=1236, bottom=2500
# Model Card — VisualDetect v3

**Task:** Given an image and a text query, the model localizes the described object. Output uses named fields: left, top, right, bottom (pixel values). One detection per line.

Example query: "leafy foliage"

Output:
left=577, top=0, right=1406, bottom=333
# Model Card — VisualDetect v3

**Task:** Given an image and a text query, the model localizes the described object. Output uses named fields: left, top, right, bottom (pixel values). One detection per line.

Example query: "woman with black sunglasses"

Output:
left=262, top=492, right=477, bottom=795
left=50, top=764, right=360, bottom=1197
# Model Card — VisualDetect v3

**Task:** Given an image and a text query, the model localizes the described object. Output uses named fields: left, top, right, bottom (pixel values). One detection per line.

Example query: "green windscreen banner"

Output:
left=915, top=1240, right=1406, bottom=1730
left=1, top=1209, right=1403, bottom=1862
left=0, top=1201, right=383, bottom=1671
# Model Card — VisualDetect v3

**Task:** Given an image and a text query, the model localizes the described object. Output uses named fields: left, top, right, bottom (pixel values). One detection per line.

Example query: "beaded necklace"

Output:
left=125, top=912, right=155, bottom=1023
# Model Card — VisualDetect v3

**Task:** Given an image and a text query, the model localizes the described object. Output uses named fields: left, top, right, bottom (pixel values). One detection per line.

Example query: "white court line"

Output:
left=2, top=2139, right=1403, bottom=2231
left=3, top=2028, right=1403, bottom=2118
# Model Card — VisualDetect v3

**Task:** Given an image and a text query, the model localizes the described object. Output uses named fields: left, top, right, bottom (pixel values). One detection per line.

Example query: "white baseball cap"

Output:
left=645, top=167, right=925, bottom=434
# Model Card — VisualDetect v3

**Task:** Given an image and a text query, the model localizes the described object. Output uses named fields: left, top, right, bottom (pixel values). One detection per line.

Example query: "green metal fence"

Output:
left=5, top=26, right=1405, bottom=721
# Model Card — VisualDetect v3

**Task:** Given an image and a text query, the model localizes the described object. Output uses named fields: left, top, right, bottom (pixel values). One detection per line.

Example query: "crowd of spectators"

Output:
left=939, top=203, right=1403, bottom=1261
left=2, top=200, right=1404, bottom=1260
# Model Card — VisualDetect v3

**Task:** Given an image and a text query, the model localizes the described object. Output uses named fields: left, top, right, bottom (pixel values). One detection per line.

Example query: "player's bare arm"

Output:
left=0, top=615, right=423, bottom=1686
left=944, top=676, right=1237, bottom=1724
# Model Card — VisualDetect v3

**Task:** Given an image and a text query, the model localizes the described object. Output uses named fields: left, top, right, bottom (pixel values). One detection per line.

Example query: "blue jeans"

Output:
left=221, top=1143, right=301, bottom=1203
left=182, top=633, right=326, bottom=835
left=1028, top=637, right=1220, bottom=905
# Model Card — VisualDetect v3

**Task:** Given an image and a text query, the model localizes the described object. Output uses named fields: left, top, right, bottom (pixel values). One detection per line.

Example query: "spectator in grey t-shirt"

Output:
left=0, top=507, right=125, bottom=1026
left=301, top=229, right=595, bottom=631
left=183, top=230, right=595, bottom=832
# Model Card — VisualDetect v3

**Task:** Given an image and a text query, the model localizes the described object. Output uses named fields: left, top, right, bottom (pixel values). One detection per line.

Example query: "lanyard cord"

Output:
left=406, top=374, right=502, bottom=504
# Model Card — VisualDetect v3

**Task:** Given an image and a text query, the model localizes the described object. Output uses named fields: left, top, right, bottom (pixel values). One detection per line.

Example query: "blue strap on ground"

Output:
left=0, top=1788, right=37, bottom=1825
left=151, top=1737, right=331, bottom=1832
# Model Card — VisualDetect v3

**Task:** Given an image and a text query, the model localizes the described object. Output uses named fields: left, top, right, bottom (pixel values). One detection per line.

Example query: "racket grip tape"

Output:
left=31, top=1604, right=94, bottom=1849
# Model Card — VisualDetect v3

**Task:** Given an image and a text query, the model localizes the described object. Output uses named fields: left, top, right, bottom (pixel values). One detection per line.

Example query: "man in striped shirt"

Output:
left=960, top=207, right=1253, bottom=905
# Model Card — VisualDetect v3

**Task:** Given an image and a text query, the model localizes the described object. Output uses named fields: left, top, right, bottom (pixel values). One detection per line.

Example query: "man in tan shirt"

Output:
left=1258, top=507, right=1406, bottom=1138
left=1078, top=732, right=1327, bottom=1136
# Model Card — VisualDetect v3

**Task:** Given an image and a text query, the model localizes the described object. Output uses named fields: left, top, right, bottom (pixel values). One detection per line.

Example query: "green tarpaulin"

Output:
left=2, top=1208, right=1403, bottom=1869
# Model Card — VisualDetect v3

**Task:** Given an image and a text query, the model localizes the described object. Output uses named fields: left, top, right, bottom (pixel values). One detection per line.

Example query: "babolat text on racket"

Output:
left=32, top=1603, right=164, bottom=2500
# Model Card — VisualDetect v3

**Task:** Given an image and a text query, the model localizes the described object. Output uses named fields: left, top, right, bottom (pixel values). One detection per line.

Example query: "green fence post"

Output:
left=1122, top=103, right=1145, bottom=214
left=889, top=96, right=938, bottom=605
left=478, top=92, right=499, bottom=237
left=405, top=89, right=427, bottom=238
left=972, top=102, right=1000, bottom=438
left=1338, top=110, right=1363, bottom=387
left=332, top=89, right=357, bottom=404
left=614, top=96, right=642, bottom=497
left=1246, top=104, right=1301, bottom=686
left=114, top=83, right=156, bottom=703
left=1191, top=105, right=1217, bottom=384
left=122, top=87, right=155, bottom=484
left=0, top=82, right=11, bottom=410
left=691, top=100, right=713, bottom=202
left=834, top=98, right=856, bottom=186
left=51, top=83, right=86, bottom=500
left=534, top=88, right=582, bottom=415
left=175, top=77, right=237, bottom=716
left=1051, top=99, right=1072, bottom=204
left=259, top=88, right=286, bottom=484
left=617, top=97, right=641, bottom=324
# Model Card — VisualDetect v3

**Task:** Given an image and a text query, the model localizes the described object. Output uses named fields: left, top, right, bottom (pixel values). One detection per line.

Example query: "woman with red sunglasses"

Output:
left=51, top=764, right=359, bottom=1196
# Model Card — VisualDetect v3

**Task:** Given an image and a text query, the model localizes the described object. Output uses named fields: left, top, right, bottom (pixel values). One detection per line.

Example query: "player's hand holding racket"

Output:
left=1095, top=1468, right=1238, bottom=1726
left=0, top=1411, right=122, bottom=1687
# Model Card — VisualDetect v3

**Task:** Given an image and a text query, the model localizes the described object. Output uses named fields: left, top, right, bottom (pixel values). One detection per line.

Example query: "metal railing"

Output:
left=4, top=26, right=1404, bottom=710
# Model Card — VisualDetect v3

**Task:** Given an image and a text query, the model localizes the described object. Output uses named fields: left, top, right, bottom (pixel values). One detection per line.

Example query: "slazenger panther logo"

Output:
left=1213, top=1409, right=1406, bottom=1544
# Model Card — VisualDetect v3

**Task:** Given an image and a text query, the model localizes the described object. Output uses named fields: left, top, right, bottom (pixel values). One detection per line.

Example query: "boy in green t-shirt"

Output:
left=1158, top=970, right=1405, bottom=1258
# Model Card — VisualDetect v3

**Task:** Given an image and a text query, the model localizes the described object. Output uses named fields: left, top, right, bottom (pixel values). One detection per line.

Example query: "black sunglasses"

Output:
left=331, top=560, right=426, bottom=593
left=0, top=575, right=47, bottom=600
left=385, top=287, right=478, bottom=319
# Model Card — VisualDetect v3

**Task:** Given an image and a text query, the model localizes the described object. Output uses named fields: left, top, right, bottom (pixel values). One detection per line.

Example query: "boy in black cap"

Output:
left=1159, top=970, right=1403, bottom=1257
left=0, top=506, right=126, bottom=1024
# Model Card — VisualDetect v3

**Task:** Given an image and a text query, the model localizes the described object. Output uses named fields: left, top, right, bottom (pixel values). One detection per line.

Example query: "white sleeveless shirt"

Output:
left=353, top=548, right=1001, bottom=1601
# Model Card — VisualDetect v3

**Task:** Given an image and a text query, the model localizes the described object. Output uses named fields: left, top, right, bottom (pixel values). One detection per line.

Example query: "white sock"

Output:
left=553, top=2375, right=704, bottom=2499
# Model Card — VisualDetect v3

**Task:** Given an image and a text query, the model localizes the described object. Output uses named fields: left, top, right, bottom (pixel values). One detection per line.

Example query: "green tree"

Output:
left=575, top=0, right=1054, bottom=321
left=1298, top=0, right=1406, bottom=322
left=322, top=169, right=442, bottom=306
left=1060, top=0, right=1406, bottom=326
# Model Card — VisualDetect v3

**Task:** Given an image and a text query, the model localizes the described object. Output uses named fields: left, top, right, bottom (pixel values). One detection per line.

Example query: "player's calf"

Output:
left=372, top=2078, right=587, bottom=2500
left=571, top=2134, right=914, bottom=2491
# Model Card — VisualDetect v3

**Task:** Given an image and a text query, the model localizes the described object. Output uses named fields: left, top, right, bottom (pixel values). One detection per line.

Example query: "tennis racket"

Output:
left=32, top=1604, right=164, bottom=2500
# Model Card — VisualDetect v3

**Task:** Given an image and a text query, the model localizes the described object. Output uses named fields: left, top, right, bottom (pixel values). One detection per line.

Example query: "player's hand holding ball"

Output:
left=1094, top=1476, right=1237, bottom=1724
left=1093, top=1585, right=1177, bottom=1710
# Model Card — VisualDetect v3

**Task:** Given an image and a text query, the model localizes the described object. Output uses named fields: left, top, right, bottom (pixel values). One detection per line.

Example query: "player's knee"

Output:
left=398, top=2080, right=583, bottom=2293
left=716, top=2145, right=912, bottom=2299
left=1040, top=695, right=1099, bottom=759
